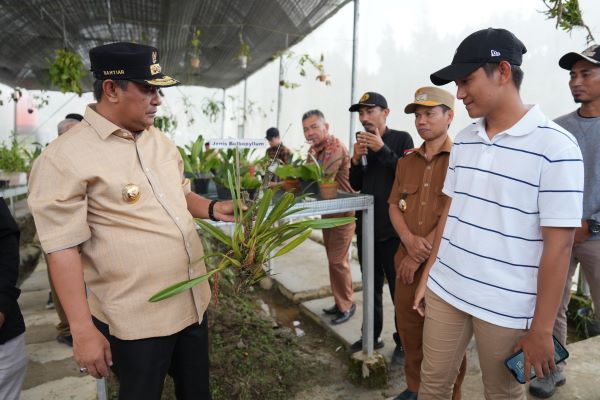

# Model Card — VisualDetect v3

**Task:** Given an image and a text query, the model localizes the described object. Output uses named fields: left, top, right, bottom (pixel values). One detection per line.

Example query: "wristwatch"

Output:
left=588, top=219, right=600, bottom=235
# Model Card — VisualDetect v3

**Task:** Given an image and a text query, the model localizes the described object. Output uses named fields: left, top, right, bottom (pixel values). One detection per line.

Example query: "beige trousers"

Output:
left=420, top=288, right=527, bottom=400
left=322, top=222, right=355, bottom=312
left=554, top=239, right=600, bottom=371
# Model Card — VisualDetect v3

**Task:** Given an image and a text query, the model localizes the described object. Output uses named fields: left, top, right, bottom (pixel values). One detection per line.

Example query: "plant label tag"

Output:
left=209, top=138, right=267, bottom=149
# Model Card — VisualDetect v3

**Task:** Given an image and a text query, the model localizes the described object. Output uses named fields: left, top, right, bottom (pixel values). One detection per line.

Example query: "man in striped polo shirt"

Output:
left=413, top=28, right=584, bottom=399
left=529, top=45, right=600, bottom=398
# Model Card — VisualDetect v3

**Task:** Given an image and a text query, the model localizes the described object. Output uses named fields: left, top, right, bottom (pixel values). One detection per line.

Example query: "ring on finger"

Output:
left=79, top=366, right=88, bottom=373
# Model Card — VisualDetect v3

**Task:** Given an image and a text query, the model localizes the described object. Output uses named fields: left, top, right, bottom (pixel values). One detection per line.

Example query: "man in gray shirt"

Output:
left=530, top=44, right=600, bottom=398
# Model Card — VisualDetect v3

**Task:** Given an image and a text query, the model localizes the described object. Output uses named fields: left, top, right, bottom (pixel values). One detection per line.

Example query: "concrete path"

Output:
left=18, top=258, right=97, bottom=399
left=271, top=238, right=600, bottom=400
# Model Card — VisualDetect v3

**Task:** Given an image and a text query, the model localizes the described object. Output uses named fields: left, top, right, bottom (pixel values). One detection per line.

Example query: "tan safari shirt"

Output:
left=388, top=137, right=453, bottom=267
left=28, top=105, right=210, bottom=340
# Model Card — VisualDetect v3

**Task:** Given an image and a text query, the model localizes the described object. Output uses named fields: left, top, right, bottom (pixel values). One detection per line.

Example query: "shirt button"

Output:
left=418, top=221, right=423, bottom=225
left=426, top=166, right=432, bottom=170
left=175, top=216, right=180, bottom=221
left=421, top=201, right=426, bottom=206
left=186, top=241, right=190, bottom=248
left=424, top=183, right=429, bottom=187
left=145, top=167, right=150, bottom=172
left=159, top=193, right=164, bottom=198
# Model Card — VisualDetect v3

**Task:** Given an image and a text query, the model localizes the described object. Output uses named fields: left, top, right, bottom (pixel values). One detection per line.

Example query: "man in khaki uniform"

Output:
left=388, top=87, right=466, bottom=400
left=28, top=42, right=234, bottom=400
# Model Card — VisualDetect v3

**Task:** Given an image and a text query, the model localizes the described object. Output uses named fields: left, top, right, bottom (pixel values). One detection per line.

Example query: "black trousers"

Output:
left=357, top=236, right=401, bottom=344
left=94, top=313, right=211, bottom=400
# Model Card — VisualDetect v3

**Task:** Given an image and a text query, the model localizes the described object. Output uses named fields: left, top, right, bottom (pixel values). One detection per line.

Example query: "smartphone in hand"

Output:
left=504, top=335, right=569, bottom=384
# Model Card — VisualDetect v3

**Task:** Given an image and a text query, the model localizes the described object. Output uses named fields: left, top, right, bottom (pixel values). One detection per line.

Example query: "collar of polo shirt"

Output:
left=473, top=105, right=545, bottom=139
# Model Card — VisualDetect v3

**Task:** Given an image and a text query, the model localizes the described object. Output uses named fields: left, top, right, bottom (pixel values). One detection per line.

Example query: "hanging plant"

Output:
left=48, top=49, right=84, bottom=96
left=236, top=33, right=251, bottom=69
left=201, top=97, right=224, bottom=123
left=190, top=29, right=203, bottom=68
left=153, top=114, right=178, bottom=136
left=298, top=53, right=331, bottom=86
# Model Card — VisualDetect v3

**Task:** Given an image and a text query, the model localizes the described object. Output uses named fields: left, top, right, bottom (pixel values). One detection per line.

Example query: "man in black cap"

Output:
left=265, top=127, right=291, bottom=165
left=413, top=28, right=583, bottom=398
left=348, top=92, right=413, bottom=355
left=529, top=44, right=600, bottom=398
left=28, top=42, right=235, bottom=399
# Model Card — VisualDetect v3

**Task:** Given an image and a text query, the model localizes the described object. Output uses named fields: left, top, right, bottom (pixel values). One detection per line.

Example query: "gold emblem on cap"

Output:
left=150, top=63, right=162, bottom=75
left=122, top=184, right=140, bottom=204
left=152, top=51, right=158, bottom=63
left=360, top=93, right=369, bottom=102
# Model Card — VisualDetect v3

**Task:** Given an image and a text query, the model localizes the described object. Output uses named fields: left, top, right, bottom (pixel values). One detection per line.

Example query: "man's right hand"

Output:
left=73, top=325, right=113, bottom=379
left=403, top=233, right=432, bottom=263
left=352, top=139, right=367, bottom=165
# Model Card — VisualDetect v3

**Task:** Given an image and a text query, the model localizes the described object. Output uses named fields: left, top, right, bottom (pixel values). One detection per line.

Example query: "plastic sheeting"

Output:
left=0, top=0, right=349, bottom=90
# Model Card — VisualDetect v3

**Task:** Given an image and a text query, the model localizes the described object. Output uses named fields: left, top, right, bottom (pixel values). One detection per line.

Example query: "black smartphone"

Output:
left=504, top=335, right=569, bottom=384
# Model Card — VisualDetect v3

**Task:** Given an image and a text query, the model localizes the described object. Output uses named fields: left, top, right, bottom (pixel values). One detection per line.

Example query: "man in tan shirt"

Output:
left=303, top=109, right=356, bottom=324
left=388, top=87, right=466, bottom=400
left=28, top=42, right=234, bottom=399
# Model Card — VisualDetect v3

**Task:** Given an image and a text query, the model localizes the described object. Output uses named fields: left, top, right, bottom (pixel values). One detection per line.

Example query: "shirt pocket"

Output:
left=398, top=184, right=420, bottom=213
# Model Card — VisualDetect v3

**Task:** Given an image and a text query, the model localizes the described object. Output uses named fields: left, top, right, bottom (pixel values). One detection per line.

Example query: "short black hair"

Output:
left=302, top=109, right=325, bottom=122
left=93, top=79, right=130, bottom=101
left=266, top=127, right=279, bottom=140
left=65, top=113, right=83, bottom=121
left=438, top=104, right=452, bottom=113
left=482, top=63, right=524, bottom=90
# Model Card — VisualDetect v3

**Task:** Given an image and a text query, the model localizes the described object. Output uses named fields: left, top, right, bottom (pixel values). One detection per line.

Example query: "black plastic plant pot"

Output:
left=216, top=183, right=232, bottom=200
left=192, top=178, right=210, bottom=194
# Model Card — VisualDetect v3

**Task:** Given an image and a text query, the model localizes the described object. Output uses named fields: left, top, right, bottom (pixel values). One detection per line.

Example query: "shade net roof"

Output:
left=0, top=0, right=350, bottom=91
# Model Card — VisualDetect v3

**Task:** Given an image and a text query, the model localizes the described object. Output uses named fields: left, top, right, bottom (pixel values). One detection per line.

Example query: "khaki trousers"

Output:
left=420, top=288, right=526, bottom=400
left=395, top=267, right=466, bottom=398
left=554, top=239, right=600, bottom=371
left=322, top=222, right=355, bottom=312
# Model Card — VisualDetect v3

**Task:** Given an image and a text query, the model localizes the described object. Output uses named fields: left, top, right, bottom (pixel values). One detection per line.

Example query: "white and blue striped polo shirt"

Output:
left=428, top=105, right=584, bottom=330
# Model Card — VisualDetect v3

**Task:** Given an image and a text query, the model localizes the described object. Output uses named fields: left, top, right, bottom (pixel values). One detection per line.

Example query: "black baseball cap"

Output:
left=89, top=42, right=180, bottom=87
left=349, top=92, right=388, bottom=112
left=559, top=44, right=600, bottom=70
left=266, top=127, right=280, bottom=140
left=430, top=28, right=527, bottom=86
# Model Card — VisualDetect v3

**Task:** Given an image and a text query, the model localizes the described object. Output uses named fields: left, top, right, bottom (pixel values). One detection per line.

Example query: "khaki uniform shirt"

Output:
left=28, top=105, right=210, bottom=340
left=388, top=137, right=453, bottom=266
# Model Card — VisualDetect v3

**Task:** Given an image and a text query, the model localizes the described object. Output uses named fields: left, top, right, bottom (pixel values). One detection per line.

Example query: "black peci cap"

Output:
left=430, top=28, right=527, bottom=86
left=65, top=113, right=83, bottom=121
left=89, top=42, right=180, bottom=87
left=559, top=44, right=600, bottom=70
left=349, top=92, right=388, bottom=112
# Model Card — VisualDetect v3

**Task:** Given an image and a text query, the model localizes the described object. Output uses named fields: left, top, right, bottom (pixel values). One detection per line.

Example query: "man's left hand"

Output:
left=514, top=330, right=556, bottom=382
left=214, top=200, right=236, bottom=222
left=398, top=256, right=421, bottom=285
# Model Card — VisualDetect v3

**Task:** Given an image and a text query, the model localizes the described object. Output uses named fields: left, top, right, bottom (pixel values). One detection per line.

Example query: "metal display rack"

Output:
left=0, top=185, right=27, bottom=215
left=206, top=191, right=377, bottom=356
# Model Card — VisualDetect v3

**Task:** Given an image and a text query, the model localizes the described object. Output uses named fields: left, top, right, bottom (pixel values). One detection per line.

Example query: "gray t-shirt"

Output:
left=555, top=110, right=600, bottom=240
